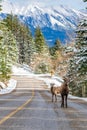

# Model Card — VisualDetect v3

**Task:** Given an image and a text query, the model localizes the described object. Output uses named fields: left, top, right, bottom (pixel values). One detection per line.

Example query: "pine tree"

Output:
left=34, top=26, right=46, bottom=54
left=67, top=21, right=87, bottom=97
left=0, top=22, right=18, bottom=82
left=67, top=0, right=87, bottom=97
left=49, top=39, right=62, bottom=58
left=22, top=25, right=36, bottom=65
left=3, top=15, right=34, bottom=64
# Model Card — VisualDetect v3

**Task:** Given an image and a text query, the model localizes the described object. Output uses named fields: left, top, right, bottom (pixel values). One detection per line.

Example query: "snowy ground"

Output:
left=0, top=65, right=87, bottom=102
left=0, top=79, right=17, bottom=95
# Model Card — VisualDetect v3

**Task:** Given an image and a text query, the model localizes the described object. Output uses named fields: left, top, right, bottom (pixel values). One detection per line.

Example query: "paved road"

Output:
left=0, top=76, right=87, bottom=130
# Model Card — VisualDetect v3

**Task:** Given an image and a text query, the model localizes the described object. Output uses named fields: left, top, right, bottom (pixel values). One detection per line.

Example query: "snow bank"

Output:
left=0, top=82, right=6, bottom=89
left=69, top=94, right=87, bottom=102
left=12, top=65, right=33, bottom=75
left=0, top=79, right=17, bottom=95
left=36, top=74, right=63, bottom=88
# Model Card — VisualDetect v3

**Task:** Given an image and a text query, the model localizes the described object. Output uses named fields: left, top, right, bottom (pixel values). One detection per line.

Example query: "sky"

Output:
left=1, top=0, right=87, bottom=11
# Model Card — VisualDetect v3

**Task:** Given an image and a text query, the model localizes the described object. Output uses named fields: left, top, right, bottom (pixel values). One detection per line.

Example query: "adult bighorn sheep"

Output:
left=50, top=77, right=69, bottom=108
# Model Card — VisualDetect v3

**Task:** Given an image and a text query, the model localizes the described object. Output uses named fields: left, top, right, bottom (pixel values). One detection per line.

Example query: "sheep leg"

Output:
left=61, top=95, right=64, bottom=108
left=52, top=94, right=54, bottom=102
left=65, top=94, right=68, bottom=108
left=55, top=94, right=57, bottom=102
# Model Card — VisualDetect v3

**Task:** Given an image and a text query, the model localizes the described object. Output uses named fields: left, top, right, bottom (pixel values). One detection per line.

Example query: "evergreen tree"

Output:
left=3, top=14, right=22, bottom=62
left=34, top=26, right=46, bottom=54
left=0, top=22, right=18, bottom=82
left=54, top=39, right=61, bottom=50
left=18, top=23, right=26, bottom=63
left=67, top=0, right=87, bottom=97
left=3, top=15, right=34, bottom=64
left=22, top=25, right=36, bottom=64
left=49, top=39, right=62, bottom=58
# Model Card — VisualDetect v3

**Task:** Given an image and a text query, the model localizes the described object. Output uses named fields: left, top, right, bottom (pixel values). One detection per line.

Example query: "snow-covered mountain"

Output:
left=18, top=5, right=85, bottom=28
left=1, top=3, right=87, bottom=46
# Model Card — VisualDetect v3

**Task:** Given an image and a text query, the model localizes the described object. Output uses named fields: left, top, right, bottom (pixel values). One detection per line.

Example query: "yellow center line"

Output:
left=0, top=90, right=34, bottom=125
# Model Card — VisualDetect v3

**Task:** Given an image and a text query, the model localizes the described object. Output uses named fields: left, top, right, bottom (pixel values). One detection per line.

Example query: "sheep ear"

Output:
left=63, top=77, right=68, bottom=83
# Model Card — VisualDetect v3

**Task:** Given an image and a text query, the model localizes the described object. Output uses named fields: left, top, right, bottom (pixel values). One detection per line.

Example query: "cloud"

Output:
left=1, top=0, right=86, bottom=13
left=1, top=0, right=20, bottom=13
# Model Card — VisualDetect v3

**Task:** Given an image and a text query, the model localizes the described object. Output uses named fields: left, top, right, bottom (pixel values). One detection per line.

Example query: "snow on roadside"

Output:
left=0, top=82, right=6, bottom=89
left=36, top=74, right=87, bottom=102
left=0, top=65, right=32, bottom=95
left=0, top=65, right=87, bottom=103
left=0, top=79, right=17, bottom=95
left=12, top=65, right=33, bottom=76
left=36, top=74, right=63, bottom=88
left=68, top=94, right=87, bottom=102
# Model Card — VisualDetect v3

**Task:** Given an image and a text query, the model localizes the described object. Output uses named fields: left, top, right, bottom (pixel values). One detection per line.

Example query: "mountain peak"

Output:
left=1, top=2, right=87, bottom=46
left=22, top=4, right=45, bottom=16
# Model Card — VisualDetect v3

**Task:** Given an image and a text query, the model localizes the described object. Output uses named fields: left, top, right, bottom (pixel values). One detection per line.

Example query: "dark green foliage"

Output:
left=0, top=60, right=11, bottom=82
left=0, top=22, right=18, bottom=82
left=67, top=19, right=87, bottom=97
left=3, top=14, right=35, bottom=64
left=49, top=39, right=61, bottom=58
left=75, top=20, right=87, bottom=76
left=67, top=1, right=87, bottom=96
left=54, top=39, right=61, bottom=50
left=34, top=26, right=46, bottom=54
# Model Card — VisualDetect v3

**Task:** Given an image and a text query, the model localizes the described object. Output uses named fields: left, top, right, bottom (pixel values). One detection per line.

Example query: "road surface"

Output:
left=0, top=76, right=87, bottom=130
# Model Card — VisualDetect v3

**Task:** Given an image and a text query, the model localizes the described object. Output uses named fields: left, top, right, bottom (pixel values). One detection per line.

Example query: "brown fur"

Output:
left=50, top=83, right=61, bottom=102
left=60, top=78, right=69, bottom=108
left=50, top=77, right=69, bottom=108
